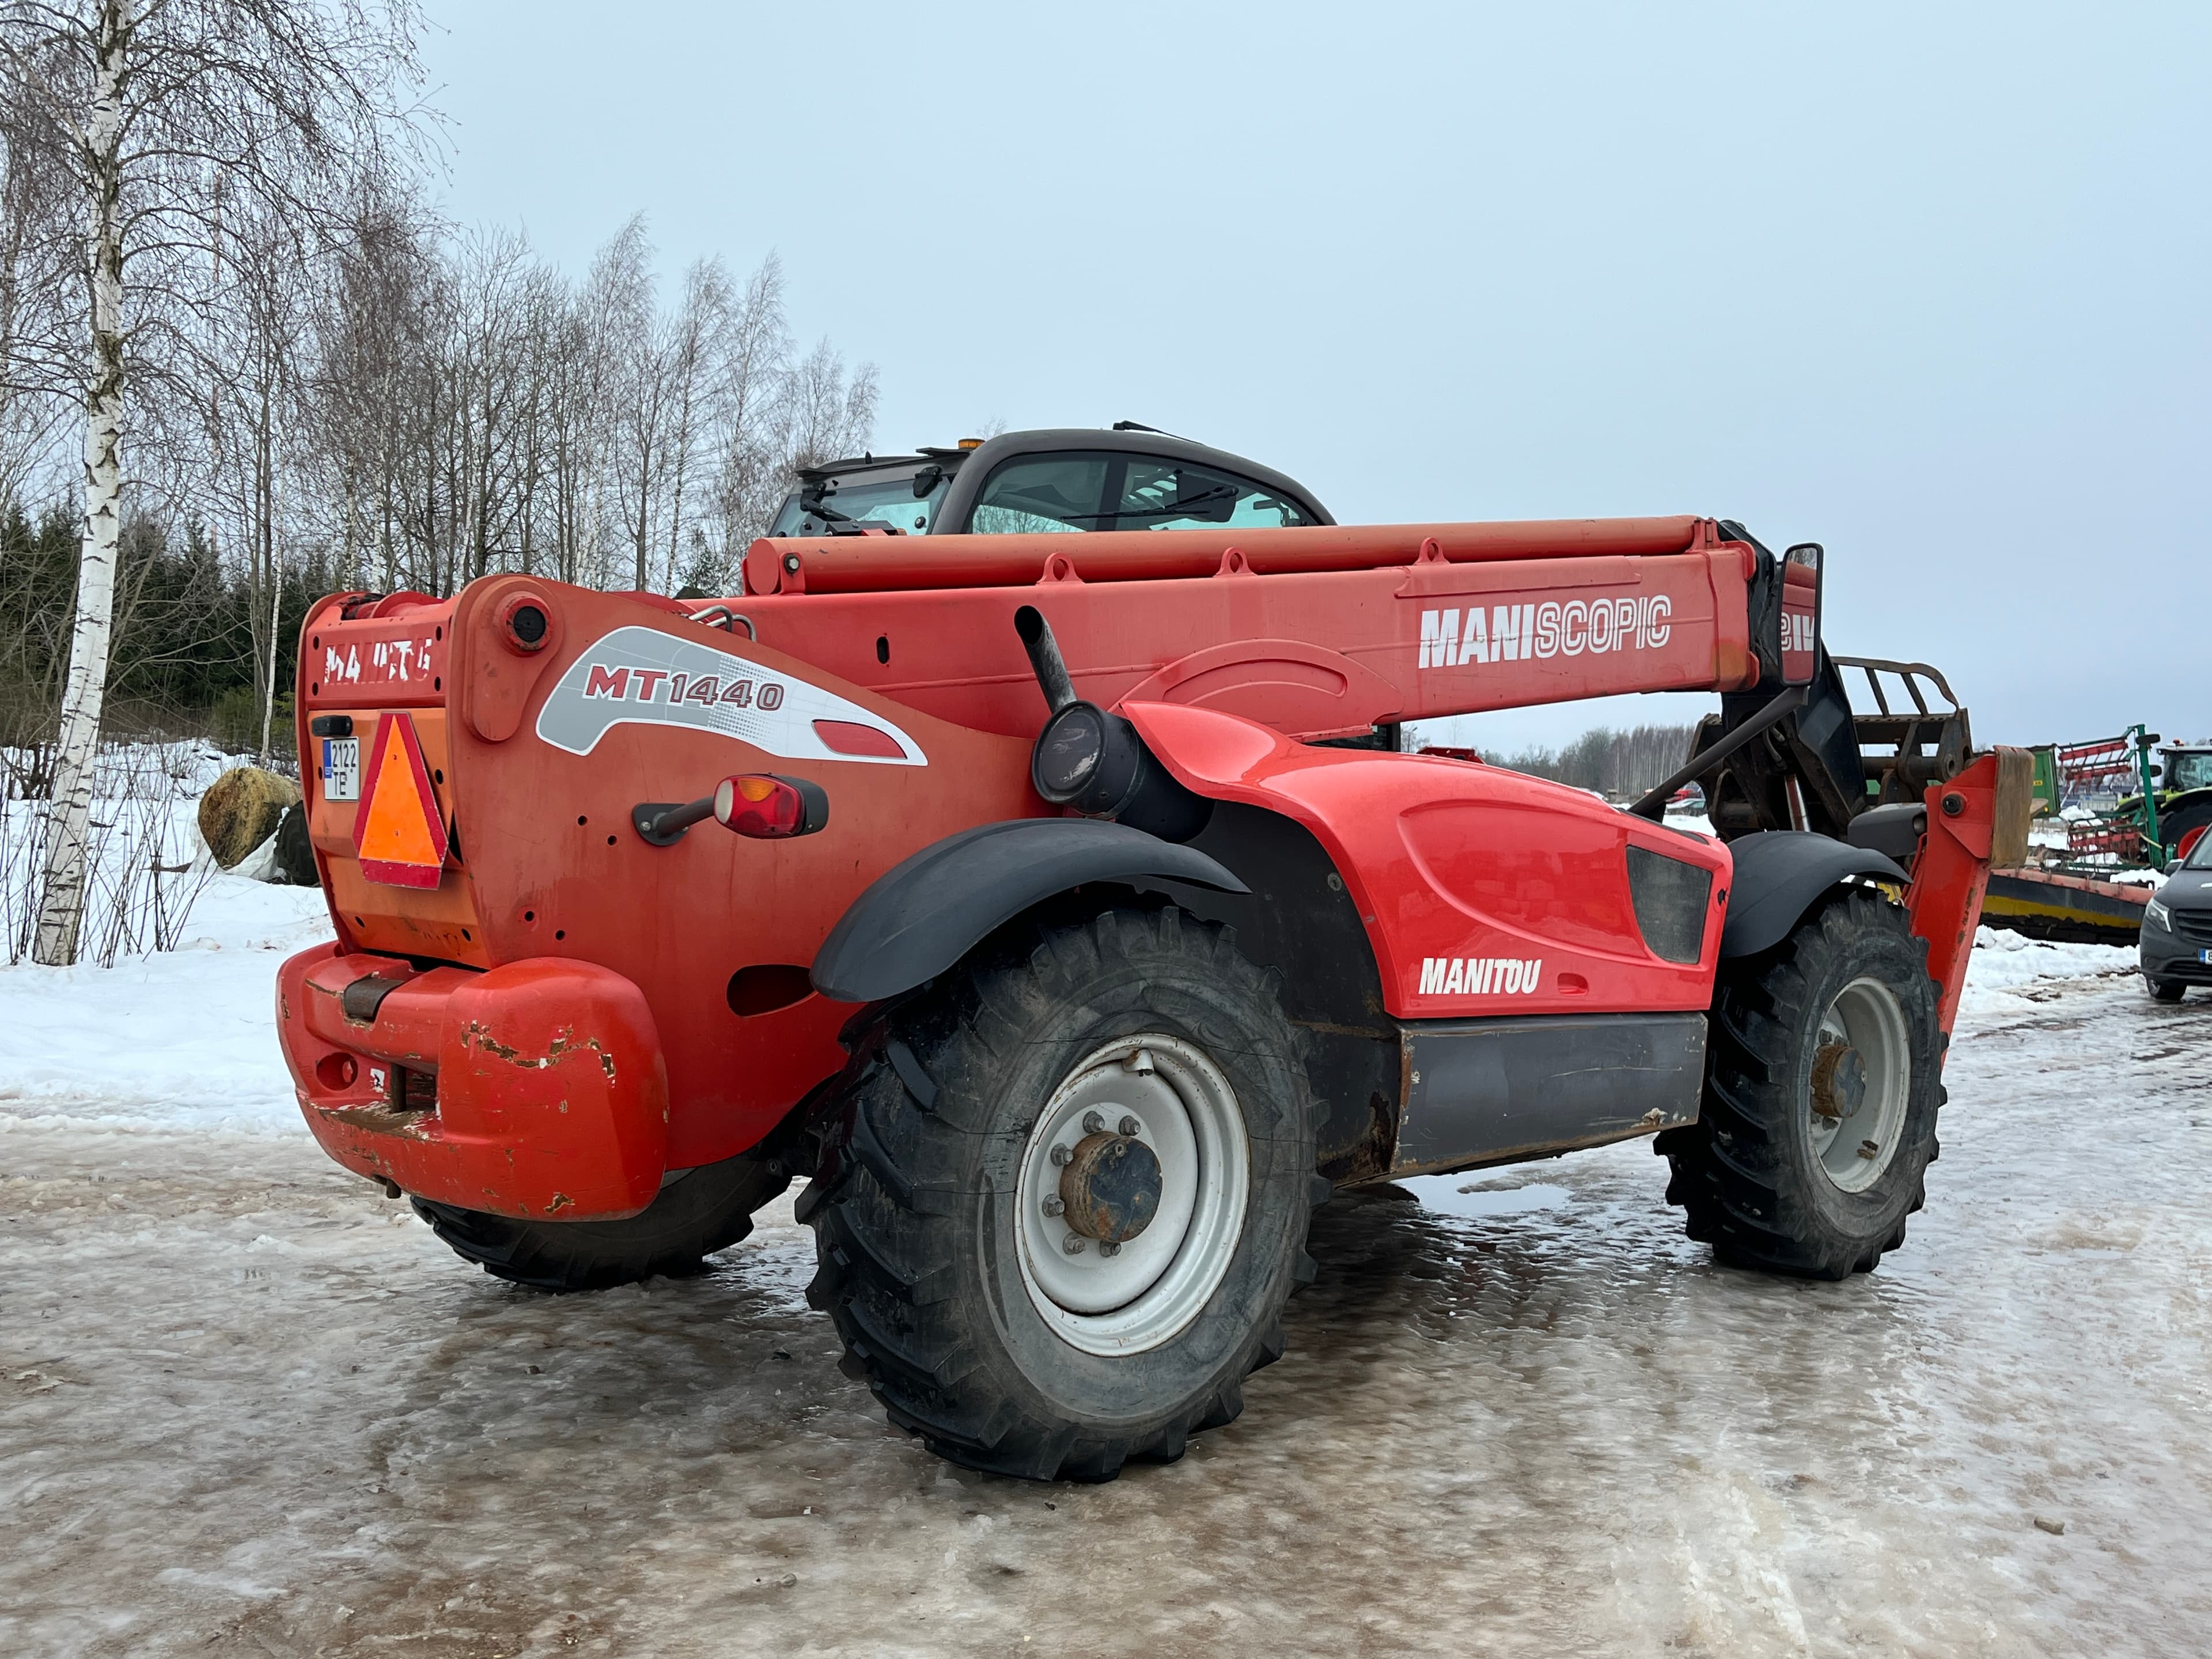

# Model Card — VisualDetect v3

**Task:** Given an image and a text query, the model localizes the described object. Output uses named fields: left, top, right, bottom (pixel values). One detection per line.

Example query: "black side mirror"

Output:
left=1779, top=542, right=1823, bottom=687
left=912, top=464, right=943, bottom=499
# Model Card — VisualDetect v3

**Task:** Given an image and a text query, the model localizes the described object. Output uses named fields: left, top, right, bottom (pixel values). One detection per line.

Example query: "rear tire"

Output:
left=411, top=1151, right=786, bottom=1291
left=1660, top=887, right=1942, bottom=1280
left=2147, top=976, right=2187, bottom=1004
left=2161, top=802, right=2210, bottom=863
left=801, top=903, right=1321, bottom=1482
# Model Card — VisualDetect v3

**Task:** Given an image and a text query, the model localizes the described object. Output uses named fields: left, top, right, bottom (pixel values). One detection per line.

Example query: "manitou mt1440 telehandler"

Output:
left=276, top=429, right=2028, bottom=1482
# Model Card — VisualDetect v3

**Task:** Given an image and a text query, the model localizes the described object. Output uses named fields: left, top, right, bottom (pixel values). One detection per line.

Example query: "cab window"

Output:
left=1114, top=459, right=1316, bottom=531
left=969, top=454, right=1111, bottom=534
left=767, top=467, right=942, bottom=536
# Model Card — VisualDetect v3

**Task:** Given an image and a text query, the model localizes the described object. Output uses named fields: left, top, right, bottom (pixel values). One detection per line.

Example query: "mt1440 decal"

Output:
left=536, top=625, right=925, bottom=766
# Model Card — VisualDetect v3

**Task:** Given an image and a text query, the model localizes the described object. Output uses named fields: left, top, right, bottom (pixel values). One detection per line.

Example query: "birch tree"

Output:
left=704, top=252, right=795, bottom=575
left=779, top=336, right=878, bottom=475
left=588, top=217, right=666, bottom=593
left=0, top=63, right=74, bottom=503
left=0, top=0, right=424, bottom=964
left=657, top=256, right=726, bottom=593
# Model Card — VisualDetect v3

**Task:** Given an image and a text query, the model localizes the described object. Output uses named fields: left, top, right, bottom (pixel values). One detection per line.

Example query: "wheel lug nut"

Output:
left=1050, top=1143, right=1071, bottom=1166
left=1082, top=1110, right=1105, bottom=1134
left=1119, top=1116, right=1140, bottom=1137
left=1041, top=1195, right=1064, bottom=1217
left=1062, top=1236, right=1086, bottom=1255
left=1100, top=1241, right=1121, bottom=1257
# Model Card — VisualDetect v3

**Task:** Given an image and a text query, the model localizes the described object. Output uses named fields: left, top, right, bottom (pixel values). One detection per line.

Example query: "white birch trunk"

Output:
left=33, top=0, right=130, bottom=967
left=257, top=457, right=284, bottom=760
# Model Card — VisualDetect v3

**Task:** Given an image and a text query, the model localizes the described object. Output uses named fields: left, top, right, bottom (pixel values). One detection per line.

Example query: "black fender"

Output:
left=810, top=818, right=1251, bottom=1004
left=1718, top=830, right=1910, bottom=958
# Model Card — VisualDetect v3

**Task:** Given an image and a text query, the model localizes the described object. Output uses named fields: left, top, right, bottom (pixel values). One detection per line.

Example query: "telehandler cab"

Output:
left=276, top=428, right=2028, bottom=1481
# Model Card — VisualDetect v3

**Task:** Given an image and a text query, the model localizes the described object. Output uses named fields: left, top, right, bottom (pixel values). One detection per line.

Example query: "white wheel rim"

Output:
left=1013, top=1033, right=1249, bottom=1357
left=1808, top=976, right=1911, bottom=1193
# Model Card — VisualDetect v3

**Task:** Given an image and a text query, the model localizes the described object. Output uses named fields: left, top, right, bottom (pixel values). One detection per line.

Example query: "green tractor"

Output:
left=1987, top=728, right=2205, bottom=944
left=2025, top=728, right=2211, bottom=869
left=2128, top=739, right=2212, bottom=865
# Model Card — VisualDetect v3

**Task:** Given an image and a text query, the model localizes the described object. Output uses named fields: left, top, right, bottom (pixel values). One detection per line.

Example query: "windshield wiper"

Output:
left=1123, top=484, right=1236, bottom=520
left=1054, top=484, right=1239, bottom=524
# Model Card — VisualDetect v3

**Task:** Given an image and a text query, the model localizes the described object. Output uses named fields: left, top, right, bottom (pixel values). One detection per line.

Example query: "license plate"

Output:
left=321, top=738, right=360, bottom=802
left=2200, top=949, right=2212, bottom=966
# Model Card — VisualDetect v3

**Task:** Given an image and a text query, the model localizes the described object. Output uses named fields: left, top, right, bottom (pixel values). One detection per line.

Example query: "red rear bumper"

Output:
left=275, top=945, right=670, bottom=1220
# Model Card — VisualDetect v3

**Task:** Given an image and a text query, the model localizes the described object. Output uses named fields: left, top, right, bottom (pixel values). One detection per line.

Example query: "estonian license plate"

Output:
left=2200, top=949, right=2212, bottom=967
left=322, top=737, right=360, bottom=802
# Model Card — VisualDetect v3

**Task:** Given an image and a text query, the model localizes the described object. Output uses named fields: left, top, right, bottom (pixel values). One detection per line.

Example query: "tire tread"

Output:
left=411, top=1152, right=784, bottom=1291
left=1661, top=888, right=1941, bottom=1280
left=806, top=903, right=1320, bottom=1482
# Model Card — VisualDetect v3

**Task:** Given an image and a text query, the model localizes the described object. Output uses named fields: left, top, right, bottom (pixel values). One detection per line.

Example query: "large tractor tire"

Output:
left=1660, top=888, right=1943, bottom=1281
left=2162, top=802, right=2210, bottom=864
left=800, top=903, right=1322, bottom=1482
left=410, top=1151, right=786, bottom=1291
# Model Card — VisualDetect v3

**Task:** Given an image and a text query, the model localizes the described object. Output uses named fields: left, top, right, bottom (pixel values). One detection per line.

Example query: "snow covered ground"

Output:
left=0, top=873, right=329, bottom=1135
left=2, top=887, right=2205, bottom=1656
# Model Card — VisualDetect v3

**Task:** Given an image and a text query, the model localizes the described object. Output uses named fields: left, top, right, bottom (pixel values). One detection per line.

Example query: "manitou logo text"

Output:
left=1783, top=612, right=1816, bottom=653
left=581, top=663, right=786, bottom=711
left=1418, top=957, right=1544, bottom=996
left=1418, top=596, right=1671, bottom=670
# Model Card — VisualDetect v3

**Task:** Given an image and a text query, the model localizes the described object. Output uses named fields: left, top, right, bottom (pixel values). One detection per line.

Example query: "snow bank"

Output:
left=1956, top=923, right=2138, bottom=1025
left=0, top=872, right=331, bottom=1135
left=0, top=882, right=2142, bottom=1141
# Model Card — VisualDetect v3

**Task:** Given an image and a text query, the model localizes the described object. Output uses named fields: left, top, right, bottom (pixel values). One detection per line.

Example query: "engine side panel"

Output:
left=1124, top=700, right=1733, bottom=1022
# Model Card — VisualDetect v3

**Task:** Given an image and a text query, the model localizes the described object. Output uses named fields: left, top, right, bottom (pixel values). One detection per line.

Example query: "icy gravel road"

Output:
left=3, top=967, right=2208, bottom=1657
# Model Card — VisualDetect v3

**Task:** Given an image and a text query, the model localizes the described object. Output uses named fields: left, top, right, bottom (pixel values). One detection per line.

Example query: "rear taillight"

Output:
left=714, top=774, right=829, bottom=839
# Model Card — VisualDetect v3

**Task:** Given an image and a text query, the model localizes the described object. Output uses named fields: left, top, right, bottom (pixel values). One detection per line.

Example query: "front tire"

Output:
left=411, top=1150, right=786, bottom=1291
left=1660, top=888, right=1943, bottom=1279
left=2147, top=976, right=2187, bottom=1004
left=801, top=903, right=1321, bottom=1482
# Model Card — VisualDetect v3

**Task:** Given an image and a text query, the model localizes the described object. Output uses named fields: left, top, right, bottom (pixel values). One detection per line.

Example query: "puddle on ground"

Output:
left=1388, top=1174, right=1574, bottom=1221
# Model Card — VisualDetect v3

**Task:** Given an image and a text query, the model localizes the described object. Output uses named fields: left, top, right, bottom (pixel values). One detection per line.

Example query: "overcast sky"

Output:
left=421, top=2, right=2208, bottom=755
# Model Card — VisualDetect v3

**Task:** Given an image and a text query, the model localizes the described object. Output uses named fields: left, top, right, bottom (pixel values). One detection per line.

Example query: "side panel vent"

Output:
left=1626, top=844, right=1713, bottom=965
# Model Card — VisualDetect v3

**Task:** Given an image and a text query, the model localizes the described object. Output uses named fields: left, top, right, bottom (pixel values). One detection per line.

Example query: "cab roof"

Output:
left=796, top=426, right=1335, bottom=527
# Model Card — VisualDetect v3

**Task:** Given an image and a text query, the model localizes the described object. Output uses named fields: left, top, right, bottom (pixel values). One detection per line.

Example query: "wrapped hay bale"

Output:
left=198, top=766, right=301, bottom=870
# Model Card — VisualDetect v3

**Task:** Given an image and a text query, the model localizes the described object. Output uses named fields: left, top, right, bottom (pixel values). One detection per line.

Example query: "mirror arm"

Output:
left=632, top=795, right=716, bottom=847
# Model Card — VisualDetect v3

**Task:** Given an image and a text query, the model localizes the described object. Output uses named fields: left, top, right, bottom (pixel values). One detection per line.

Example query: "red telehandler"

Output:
left=275, top=430, right=2028, bottom=1482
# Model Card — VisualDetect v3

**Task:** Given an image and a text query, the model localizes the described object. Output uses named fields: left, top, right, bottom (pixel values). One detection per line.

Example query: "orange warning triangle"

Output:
left=353, top=714, right=449, bottom=888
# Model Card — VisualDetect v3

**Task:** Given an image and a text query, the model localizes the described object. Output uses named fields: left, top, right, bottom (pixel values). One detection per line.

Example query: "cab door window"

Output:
left=2171, top=751, right=2212, bottom=792
left=968, top=454, right=1112, bottom=533
left=1114, top=460, right=1317, bottom=531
